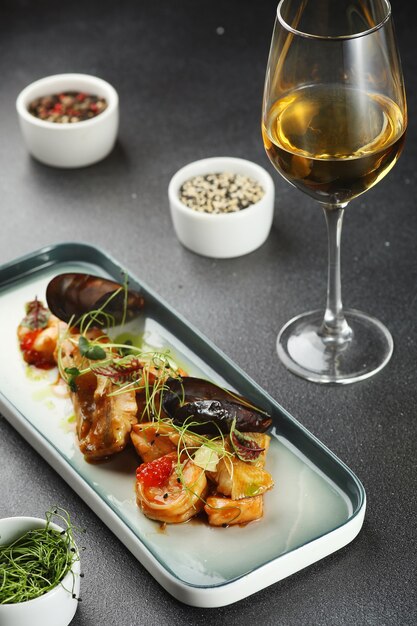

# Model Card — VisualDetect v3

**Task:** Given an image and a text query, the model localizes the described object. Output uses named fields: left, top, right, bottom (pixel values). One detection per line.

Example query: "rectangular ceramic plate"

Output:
left=0, top=243, right=366, bottom=608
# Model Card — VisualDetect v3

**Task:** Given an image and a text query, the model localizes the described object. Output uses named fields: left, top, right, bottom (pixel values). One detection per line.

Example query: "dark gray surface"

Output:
left=0, top=1, right=416, bottom=624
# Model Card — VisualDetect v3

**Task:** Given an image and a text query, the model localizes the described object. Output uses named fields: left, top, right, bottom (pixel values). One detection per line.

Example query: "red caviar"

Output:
left=136, top=455, right=174, bottom=488
left=19, top=329, right=54, bottom=369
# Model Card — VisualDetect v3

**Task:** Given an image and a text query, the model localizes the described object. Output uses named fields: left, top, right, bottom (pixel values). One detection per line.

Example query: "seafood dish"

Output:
left=17, top=273, right=274, bottom=527
left=0, top=247, right=364, bottom=605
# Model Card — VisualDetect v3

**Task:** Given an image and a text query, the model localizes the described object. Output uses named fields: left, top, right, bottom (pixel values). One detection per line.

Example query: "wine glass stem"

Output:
left=320, top=204, right=353, bottom=345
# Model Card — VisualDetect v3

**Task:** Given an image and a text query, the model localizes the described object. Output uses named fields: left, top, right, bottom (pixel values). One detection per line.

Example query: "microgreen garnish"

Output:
left=78, top=336, right=106, bottom=360
left=119, top=339, right=133, bottom=357
left=121, top=271, right=129, bottom=328
left=230, top=420, right=265, bottom=462
left=64, top=367, right=81, bottom=392
left=22, top=298, right=50, bottom=330
left=77, top=285, right=124, bottom=333
left=0, top=507, right=81, bottom=604
left=91, top=355, right=144, bottom=383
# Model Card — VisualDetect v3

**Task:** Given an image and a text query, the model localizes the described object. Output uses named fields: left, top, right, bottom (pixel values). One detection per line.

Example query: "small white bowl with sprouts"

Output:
left=0, top=510, right=81, bottom=626
left=168, top=156, right=275, bottom=258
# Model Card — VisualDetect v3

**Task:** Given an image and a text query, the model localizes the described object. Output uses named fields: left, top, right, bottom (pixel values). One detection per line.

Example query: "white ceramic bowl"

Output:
left=16, top=73, right=119, bottom=168
left=0, top=516, right=81, bottom=626
left=168, top=157, right=275, bottom=258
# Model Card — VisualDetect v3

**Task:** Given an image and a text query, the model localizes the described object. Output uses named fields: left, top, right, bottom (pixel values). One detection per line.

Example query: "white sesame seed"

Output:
left=179, top=172, right=264, bottom=214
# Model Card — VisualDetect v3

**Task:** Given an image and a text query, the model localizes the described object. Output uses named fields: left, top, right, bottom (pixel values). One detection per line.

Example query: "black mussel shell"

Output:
left=162, top=377, right=272, bottom=434
left=46, top=273, right=144, bottom=325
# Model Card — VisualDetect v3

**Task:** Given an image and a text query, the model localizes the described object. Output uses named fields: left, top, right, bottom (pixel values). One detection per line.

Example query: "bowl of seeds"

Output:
left=16, top=73, right=118, bottom=168
left=168, top=157, right=275, bottom=258
left=0, top=509, right=81, bottom=626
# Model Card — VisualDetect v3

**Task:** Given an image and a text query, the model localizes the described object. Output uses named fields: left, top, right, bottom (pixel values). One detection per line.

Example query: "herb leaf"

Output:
left=64, top=367, right=81, bottom=392
left=68, top=378, right=78, bottom=393
left=230, top=427, right=265, bottom=462
left=91, top=355, right=143, bottom=383
left=22, top=298, right=50, bottom=330
left=78, top=336, right=106, bottom=361
left=64, top=367, right=81, bottom=377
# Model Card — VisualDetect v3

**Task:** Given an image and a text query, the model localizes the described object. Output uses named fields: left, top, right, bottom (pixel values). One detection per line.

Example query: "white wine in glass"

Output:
left=262, top=0, right=407, bottom=384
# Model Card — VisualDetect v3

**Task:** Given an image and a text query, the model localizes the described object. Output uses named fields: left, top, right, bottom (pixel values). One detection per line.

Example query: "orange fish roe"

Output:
left=136, top=455, right=174, bottom=488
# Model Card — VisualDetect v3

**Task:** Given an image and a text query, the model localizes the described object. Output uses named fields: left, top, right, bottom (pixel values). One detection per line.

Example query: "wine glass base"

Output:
left=277, top=308, right=393, bottom=384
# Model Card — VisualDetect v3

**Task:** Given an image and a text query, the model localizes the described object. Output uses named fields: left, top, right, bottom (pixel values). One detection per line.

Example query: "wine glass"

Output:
left=262, top=0, right=407, bottom=384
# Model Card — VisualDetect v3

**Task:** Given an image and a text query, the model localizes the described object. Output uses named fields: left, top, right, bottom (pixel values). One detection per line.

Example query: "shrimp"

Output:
left=136, top=453, right=208, bottom=523
left=131, top=422, right=178, bottom=463
left=18, top=307, right=67, bottom=369
left=131, top=421, right=202, bottom=463
left=207, top=434, right=274, bottom=500
left=204, top=495, right=263, bottom=526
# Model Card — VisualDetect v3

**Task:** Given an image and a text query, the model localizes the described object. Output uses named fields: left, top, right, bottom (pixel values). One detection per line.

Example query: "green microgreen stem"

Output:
left=79, top=287, right=123, bottom=334
left=172, top=417, right=233, bottom=491
left=0, top=507, right=80, bottom=605
left=121, top=272, right=129, bottom=328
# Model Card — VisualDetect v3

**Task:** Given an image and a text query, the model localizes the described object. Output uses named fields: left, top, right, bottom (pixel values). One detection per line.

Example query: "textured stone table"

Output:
left=0, top=1, right=415, bottom=624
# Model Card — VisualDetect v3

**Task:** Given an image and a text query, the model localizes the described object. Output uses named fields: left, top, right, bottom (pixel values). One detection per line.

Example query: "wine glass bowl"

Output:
left=262, top=0, right=406, bottom=383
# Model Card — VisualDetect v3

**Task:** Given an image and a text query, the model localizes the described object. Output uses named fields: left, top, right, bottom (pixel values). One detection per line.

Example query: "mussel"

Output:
left=162, top=377, right=272, bottom=434
left=46, top=273, right=144, bottom=325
